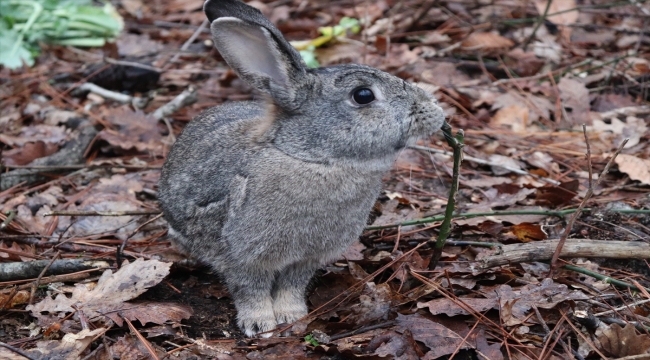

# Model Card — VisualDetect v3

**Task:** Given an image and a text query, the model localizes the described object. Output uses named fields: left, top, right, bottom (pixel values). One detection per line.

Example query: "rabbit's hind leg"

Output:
left=271, top=261, right=316, bottom=325
left=222, top=266, right=276, bottom=337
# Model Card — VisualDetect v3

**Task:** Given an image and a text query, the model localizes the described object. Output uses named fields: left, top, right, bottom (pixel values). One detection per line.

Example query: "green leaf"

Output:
left=0, top=29, right=34, bottom=69
left=299, top=47, right=319, bottom=68
left=304, top=334, right=319, bottom=346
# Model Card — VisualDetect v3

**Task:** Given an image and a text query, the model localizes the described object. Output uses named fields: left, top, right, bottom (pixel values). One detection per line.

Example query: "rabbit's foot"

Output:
left=237, top=309, right=277, bottom=338
left=273, top=289, right=308, bottom=324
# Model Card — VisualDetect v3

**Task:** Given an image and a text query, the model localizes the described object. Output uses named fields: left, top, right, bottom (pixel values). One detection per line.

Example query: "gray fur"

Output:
left=158, top=0, right=445, bottom=337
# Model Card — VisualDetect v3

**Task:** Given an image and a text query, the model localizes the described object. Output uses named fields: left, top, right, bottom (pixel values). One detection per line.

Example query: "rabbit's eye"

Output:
left=352, top=88, right=375, bottom=105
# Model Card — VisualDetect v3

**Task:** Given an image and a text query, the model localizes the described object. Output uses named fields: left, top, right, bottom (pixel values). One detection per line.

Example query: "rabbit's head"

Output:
left=205, top=0, right=445, bottom=164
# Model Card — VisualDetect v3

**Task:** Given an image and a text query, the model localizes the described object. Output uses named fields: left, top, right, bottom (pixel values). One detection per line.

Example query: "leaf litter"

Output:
left=1, top=0, right=650, bottom=358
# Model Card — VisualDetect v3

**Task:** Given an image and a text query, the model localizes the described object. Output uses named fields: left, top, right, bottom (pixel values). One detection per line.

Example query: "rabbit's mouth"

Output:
left=408, top=99, right=446, bottom=137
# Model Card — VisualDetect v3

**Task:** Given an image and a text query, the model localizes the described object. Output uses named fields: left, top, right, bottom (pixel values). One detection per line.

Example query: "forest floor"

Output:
left=1, top=0, right=650, bottom=359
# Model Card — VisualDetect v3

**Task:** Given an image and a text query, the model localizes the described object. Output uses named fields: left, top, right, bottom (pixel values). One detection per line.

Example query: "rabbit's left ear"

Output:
left=204, top=0, right=306, bottom=93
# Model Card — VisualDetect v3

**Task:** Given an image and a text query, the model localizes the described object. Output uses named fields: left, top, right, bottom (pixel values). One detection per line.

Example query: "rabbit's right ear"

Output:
left=204, top=0, right=306, bottom=94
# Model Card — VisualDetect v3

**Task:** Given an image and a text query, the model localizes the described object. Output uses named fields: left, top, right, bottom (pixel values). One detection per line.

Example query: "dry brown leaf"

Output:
left=417, top=298, right=497, bottom=316
left=598, top=323, right=650, bottom=357
left=0, top=124, right=68, bottom=147
left=509, top=222, right=548, bottom=242
left=461, top=32, right=514, bottom=52
left=591, top=116, right=647, bottom=148
left=397, top=313, right=473, bottom=359
left=534, top=0, right=578, bottom=40
left=535, top=180, right=579, bottom=207
left=491, top=104, right=529, bottom=132
left=2, top=141, right=59, bottom=166
left=27, top=259, right=178, bottom=326
left=558, top=77, right=590, bottom=125
left=97, top=107, right=164, bottom=155
left=348, top=282, right=393, bottom=325
left=0, top=328, right=106, bottom=360
left=615, top=154, right=650, bottom=185
left=493, top=278, right=589, bottom=326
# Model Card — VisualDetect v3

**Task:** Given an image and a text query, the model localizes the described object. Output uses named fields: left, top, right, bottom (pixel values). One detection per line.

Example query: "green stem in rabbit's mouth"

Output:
left=428, top=123, right=464, bottom=270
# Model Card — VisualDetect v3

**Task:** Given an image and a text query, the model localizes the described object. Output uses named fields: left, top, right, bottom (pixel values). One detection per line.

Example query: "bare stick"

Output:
left=523, top=0, right=553, bottom=50
left=28, top=251, right=61, bottom=305
left=547, top=133, right=629, bottom=277
left=44, top=210, right=161, bottom=217
left=479, top=238, right=650, bottom=269
left=428, top=123, right=464, bottom=270
left=117, top=213, right=164, bottom=267
left=152, top=86, right=198, bottom=120
left=77, top=83, right=148, bottom=109
left=0, top=210, right=16, bottom=230
left=533, top=305, right=580, bottom=360
left=123, top=315, right=161, bottom=360
left=0, top=341, right=37, bottom=360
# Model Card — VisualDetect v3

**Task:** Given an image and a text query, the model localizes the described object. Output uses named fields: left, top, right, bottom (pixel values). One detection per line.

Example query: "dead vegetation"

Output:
left=1, top=0, right=650, bottom=358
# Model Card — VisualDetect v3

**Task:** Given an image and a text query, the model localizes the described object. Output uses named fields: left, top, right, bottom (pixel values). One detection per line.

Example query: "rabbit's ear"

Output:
left=204, top=0, right=306, bottom=92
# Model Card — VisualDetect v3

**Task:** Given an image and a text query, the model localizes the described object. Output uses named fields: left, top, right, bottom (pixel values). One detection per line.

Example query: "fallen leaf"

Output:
left=461, top=32, right=514, bottom=53
left=396, top=313, right=473, bottom=360
left=534, top=0, right=578, bottom=40
left=591, top=116, right=647, bottom=148
left=509, top=223, right=548, bottom=242
left=598, top=323, right=650, bottom=357
left=97, top=107, right=164, bottom=155
left=491, top=104, right=529, bottom=132
left=27, top=259, right=184, bottom=327
left=0, top=124, right=68, bottom=147
left=2, top=141, right=59, bottom=165
left=0, top=328, right=106, bottom=360
left=615, top=154, right=650, bottom=185
left=558, top=77, right=590, bottom=125
left=417, top=298, right=497, bottom=317
left=348, top=283, right=393, bottom=325
left=535, top=180, right=579, bottom=207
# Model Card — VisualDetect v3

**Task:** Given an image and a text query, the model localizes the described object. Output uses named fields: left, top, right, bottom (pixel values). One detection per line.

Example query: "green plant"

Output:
left=291, top=17, right=361, bottom=68
left=304, top=334, right=320, bottom=346
left=0, top=0, right=123, bottom=69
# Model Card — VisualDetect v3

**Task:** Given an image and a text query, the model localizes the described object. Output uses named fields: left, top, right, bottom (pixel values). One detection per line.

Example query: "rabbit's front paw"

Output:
left=237, top=309, right=277, bottom=338
left=273, top=290, right=308, bottom=324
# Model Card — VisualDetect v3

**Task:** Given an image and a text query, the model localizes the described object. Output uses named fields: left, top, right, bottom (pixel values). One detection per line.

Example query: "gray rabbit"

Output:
left=158, top=0, right=445, bottom=337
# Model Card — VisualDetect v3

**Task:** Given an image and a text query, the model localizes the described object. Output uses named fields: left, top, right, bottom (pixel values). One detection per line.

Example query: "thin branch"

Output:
left=0, top=341, right=37, bottom=360
left=547, top=135, right=629, bottom=277
left=28, top=251, right=61, bottom=305
left=44, top=210, right=161, bottom=217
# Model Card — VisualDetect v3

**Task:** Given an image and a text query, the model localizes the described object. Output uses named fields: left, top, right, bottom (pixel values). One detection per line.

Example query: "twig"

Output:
left=365, top=208, right=650, bottom=231
left=44, top=210, right=160, bottom=217
left=29, top=251, right=61, bottom=305
left=123, top=315, right=161, bottom=360
left=478, top=239, right=650, bottom=269
left=152, top=86, right=198, bottom=120
left=547, top=134, right=629, bottom=277
left=76, top=83, right=148, bottom=109
left=168, top=19, right=209, bottom=65
left=117, top=213, right=164, bottom=267
left=0, top=341, right=37, bottom=360
left=0, top=210, right=16, bottom=230
left=428, top=123, right=464, bottom=270
left=533, top=305, right=580, bottom=360
left=562, top=264, right=650, bottom=293
left=594, top=298, right=650, bottom=317
left=0, top=259, right=110, bottom=282
left=329, top=320, right=396, bottom=341
left=523, top=0, right=552, bottom=51
left=410, top=145, right=561, bottom=185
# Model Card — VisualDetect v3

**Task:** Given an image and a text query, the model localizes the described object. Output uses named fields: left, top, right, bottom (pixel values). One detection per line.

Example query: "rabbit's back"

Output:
left=159, top=101, right=265, bottom=242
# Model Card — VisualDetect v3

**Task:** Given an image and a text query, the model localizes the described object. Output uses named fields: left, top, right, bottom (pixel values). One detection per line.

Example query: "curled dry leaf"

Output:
left=615, top=154, right=650, bottom=185
left=26, top=259, right=188, bottom=328
left=461, top=32, right=514, bottom=53
left=509, top=222, right=547, bottom=242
